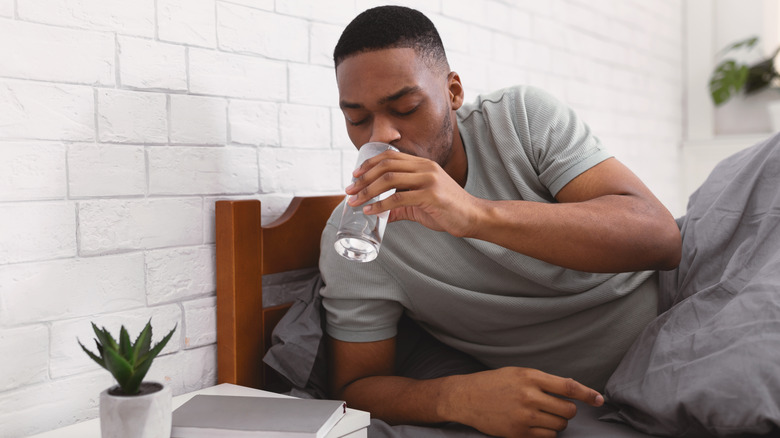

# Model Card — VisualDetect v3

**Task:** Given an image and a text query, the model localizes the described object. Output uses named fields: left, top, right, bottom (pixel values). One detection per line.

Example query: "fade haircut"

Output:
left=333, top=6, right=449, bottom=72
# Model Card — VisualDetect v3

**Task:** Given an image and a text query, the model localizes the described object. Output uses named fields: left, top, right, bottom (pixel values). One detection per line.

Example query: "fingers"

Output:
left=346, top=154, right=438, bottom=209
left=527, top=410, right=570, bottom=432
left=351, top=149, right=403, bottom=179
left=537, top=395, right=578, bottom=420
left=527, top=427, right=560, bottom=438
left=541, top=375, right=604, bottom=407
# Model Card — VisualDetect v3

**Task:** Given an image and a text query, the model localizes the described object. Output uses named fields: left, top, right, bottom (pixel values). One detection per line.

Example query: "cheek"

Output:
left=344, top=124, right=369, bottom=147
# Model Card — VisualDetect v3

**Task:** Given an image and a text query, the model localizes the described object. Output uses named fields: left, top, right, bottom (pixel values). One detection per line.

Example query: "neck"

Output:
left=443, top=121, right=468, bottom=187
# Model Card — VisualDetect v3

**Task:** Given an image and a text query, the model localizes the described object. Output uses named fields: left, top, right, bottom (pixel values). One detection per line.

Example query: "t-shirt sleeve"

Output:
left=516, top=86, right=612, bottom=196
left=318, top=218, right=404, bottom=342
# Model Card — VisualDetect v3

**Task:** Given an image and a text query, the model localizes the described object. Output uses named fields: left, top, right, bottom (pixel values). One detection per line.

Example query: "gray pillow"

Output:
left=603, top=135, right=780, bottom=437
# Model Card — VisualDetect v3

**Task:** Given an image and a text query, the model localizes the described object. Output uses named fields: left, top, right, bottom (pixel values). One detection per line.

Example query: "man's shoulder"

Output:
left=458, top=85, right=558, bottom=119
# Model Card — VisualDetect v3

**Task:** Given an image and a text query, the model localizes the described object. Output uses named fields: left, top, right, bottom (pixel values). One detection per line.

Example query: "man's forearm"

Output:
left=469, top=194, right=681, bottom=273
left=337, top=374, right=456, bottom=426
left=334, top=367, right=606, bottom=437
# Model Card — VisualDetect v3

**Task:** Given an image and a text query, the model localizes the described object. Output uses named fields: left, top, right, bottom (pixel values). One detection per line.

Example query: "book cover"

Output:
left=171, top=395, right=347, bottom=438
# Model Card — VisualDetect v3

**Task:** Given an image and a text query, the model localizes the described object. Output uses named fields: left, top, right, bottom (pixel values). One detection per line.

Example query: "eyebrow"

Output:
left=340, top=85, right=422, bottom=109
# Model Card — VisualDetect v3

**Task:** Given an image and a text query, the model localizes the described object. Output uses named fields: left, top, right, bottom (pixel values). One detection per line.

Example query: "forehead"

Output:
left=336, top=48, right=438, bottom=103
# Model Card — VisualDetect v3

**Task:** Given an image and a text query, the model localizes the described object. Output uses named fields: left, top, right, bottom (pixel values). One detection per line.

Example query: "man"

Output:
left=318, top=6, right=681, bottom=437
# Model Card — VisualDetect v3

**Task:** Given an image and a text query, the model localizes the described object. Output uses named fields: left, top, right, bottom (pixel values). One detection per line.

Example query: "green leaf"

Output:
left=119, top=326, right=132, bottom=360
left=91, top=323, right=118, bottom=352
left=718, top=36, right=759, bottom=57
left=709, top=59, right=750, bottom=106
left=103, top=348, right=136, bottom=394
left=124, top=353, right=155, bottom=396
left=137, top=324, right=177, bottom=367
left=129, top=325, right=177, bottom=394
left=78, top=339, right=106, bottom=369
left=130, top=320, right=153, bottom=366
left=95, top=339, right=104, bottom=358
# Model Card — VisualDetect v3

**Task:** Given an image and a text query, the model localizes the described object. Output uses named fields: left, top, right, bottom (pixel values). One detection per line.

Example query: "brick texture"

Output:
left=0, top=142, right=67, bottom=201
left=50, top=305, right=182, bottom=378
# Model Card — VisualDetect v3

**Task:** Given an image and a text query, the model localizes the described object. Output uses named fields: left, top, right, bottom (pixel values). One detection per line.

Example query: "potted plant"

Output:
left=79, top=320, right=177, bottom=438
left=709, top=36, right=780, bottom=131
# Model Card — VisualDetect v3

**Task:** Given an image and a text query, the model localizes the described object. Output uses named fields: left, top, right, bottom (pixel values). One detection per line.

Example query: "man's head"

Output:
left=333, top=6, right=465, bottom=176
left=333, top=5, right=449, bottom=73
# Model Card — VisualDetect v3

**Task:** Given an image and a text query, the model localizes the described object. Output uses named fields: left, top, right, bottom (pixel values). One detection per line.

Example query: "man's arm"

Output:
left=470, top=157, right=681, bottom=272
left=348, top=153, right=681, bottom=273
left=329, top=336, right=604, bottom=437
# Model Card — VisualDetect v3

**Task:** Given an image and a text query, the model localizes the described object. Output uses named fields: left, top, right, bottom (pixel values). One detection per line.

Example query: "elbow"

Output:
left=653, top=223, right=682, bottom=271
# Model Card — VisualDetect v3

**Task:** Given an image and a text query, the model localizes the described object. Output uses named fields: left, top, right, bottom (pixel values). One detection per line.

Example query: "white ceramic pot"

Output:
left=99, top=382, right=172, bottom=438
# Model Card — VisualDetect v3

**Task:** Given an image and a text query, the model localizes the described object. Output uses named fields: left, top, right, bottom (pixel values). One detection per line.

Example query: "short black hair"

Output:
left=333, top=5, right=448, bottom=71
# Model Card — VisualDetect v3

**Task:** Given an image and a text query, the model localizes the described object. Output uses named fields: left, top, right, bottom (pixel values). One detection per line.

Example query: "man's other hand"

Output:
left=441, top=367, right=604, bottom=438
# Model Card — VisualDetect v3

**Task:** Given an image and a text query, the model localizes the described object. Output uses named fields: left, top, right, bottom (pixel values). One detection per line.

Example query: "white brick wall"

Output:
left=0, top=254, right=146, bottom=325
left=78, top=198, right=203, bottom=255
left=0, top=0, right=13, bottom=17
left=0, top=79, right=95, bottom=141
left=148, top=146, right=259, bottom=195
left=68, top=144, right=146, bottom=197
left=0, top=325, right=48, bottom=392
left=0, top=19, right=115, bottom=85
left=218, top=2, right=309, bottom=62
left=188, top=48, right=287, bottom=100
left=182, top=297, right=218, bottom=348
left=0, top=142, right=67, bottom=201
left=157, top=0, right=217, bottom=47
left=98, top=89, right=168, bottom=143
left=0, top=1, right=685, bottom=435
left=0, top=202, right=76, bottom=264
left=169, top=94, right=227, bottom=145
left=228, top=100, right=280, bottom=146
left=118, top=36, right=188, bottom=91
left=145, top=246, right=216, bottom=305
left=19, top=0, right=156, bottom=37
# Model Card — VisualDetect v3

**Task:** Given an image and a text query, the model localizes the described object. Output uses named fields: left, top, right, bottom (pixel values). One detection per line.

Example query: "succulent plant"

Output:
left=79, top=320, right=177, bottom=395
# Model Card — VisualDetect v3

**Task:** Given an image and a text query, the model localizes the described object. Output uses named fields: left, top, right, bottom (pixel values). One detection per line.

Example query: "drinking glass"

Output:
left=334, top=142, right=398, bottom=262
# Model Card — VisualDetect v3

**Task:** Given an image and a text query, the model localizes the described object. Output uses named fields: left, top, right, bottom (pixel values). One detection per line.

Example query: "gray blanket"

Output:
left=604, top=134, right=780, bottom=436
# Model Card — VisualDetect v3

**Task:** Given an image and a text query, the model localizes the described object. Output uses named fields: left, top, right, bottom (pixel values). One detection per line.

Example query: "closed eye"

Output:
left=393, top=106, right=419, bottom=117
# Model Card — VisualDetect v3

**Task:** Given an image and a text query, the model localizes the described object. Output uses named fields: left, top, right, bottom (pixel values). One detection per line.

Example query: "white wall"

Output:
left=0, top=1, right=684, bottom=436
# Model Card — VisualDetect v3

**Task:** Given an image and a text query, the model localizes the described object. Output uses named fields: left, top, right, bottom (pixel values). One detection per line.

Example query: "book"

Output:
left=171, top=394, right=347, bottom=438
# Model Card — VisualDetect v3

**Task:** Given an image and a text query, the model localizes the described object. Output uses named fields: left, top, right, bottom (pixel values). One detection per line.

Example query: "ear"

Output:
left=447, top=71, right=465, bottom=110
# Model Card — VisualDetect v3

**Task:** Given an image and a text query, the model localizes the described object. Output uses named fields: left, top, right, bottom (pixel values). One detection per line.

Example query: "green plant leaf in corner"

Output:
left=137, top=324, right=177, bottom=367
left=124, top=352, right=156, bottom=396
left=709, top=59, right=749, bottom=106
left=78, top=339, right=106, bottom=370
left=91, top=323, right=118, bottom=352
left=718, top=36, right=759, bottom=56
left=119, top=326, right=132, bottom=360
left=128, top=324, right=177, bottom=394
left=130, top=320, right=153, bottom=366
left=103, top=348, right=135, bottom=394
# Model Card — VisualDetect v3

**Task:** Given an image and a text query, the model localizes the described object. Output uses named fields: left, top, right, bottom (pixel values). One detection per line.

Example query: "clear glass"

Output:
left=334, top=142, right=398, bottom=262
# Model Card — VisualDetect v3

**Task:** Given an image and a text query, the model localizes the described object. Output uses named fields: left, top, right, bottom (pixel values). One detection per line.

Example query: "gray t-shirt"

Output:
left=319, top=86, right=657, bottom=389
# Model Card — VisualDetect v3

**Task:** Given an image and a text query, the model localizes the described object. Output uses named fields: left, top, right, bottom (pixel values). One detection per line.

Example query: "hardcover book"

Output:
left=171, top=395, right=347, bottom=438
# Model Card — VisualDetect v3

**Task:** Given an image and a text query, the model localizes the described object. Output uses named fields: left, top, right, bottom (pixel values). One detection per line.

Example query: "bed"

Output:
left=214, top=196, right=653, bottom=437
left=215, top=133, right=780, bottom=438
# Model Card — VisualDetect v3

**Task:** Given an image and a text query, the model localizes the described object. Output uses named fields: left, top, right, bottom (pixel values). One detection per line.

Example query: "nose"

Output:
left=368, top=115, right=400, bottom=144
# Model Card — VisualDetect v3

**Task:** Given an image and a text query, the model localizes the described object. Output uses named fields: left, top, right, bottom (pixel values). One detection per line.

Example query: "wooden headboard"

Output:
left=215, top=195, right=343, bottom=391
